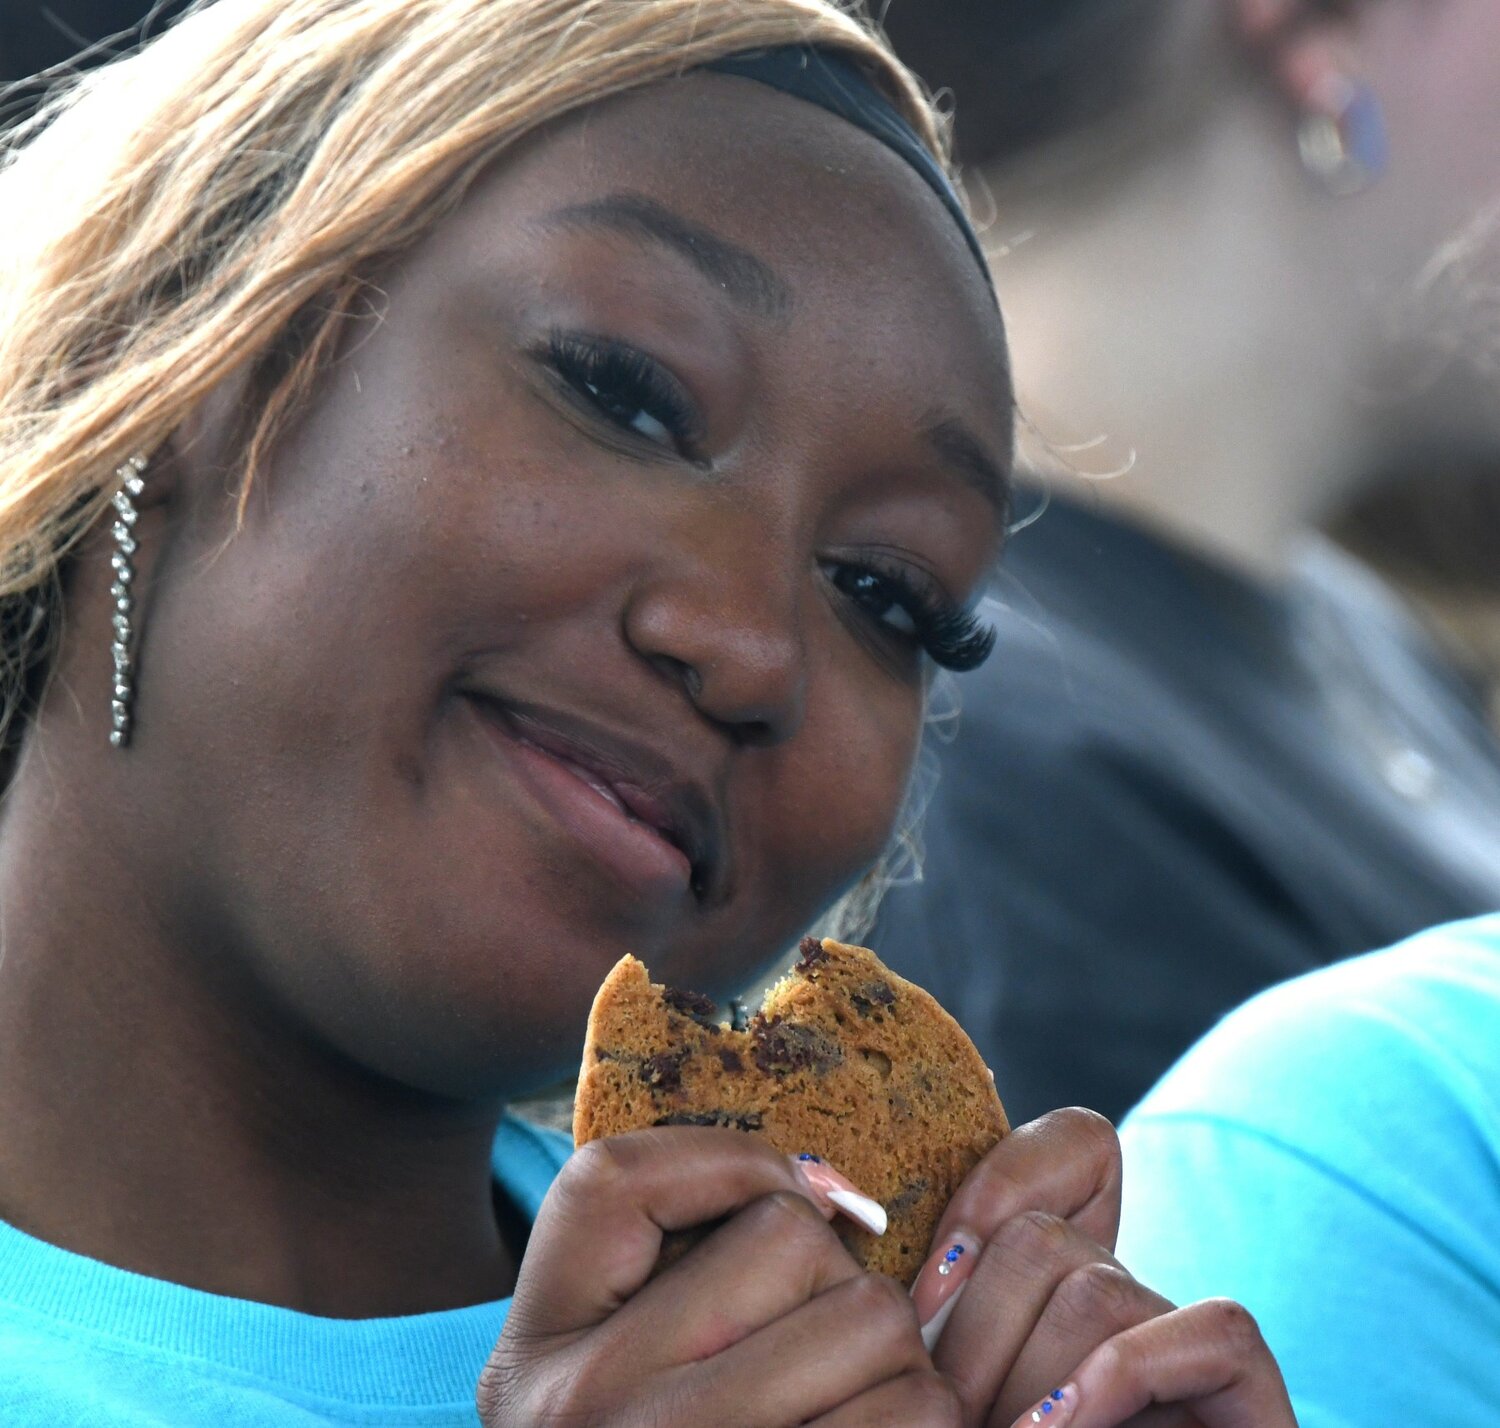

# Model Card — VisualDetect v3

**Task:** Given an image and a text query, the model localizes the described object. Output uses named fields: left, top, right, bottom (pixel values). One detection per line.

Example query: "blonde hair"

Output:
left=0, top=0, right=955, bottom=766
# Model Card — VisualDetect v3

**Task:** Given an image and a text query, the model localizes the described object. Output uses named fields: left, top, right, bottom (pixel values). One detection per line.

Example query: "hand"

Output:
left=479, top=1126, right=961, bottom=1426
left=907, top=1109, right=1296, bottom=1427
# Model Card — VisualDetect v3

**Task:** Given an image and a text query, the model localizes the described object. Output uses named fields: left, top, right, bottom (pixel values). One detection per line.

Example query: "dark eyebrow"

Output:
left=921, top=411, right=1012, bottom=522
left=537, top=192, right=792, bottom=320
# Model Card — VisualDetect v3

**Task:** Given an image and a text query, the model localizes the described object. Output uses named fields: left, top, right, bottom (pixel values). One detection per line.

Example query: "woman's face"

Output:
left=86, top=74, right=1010, bottom=1096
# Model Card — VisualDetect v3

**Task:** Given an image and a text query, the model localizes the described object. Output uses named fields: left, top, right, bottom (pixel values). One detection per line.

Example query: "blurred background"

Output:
left=873, top=0, right=1500, bottom=1123
left=2, top=2, right=190, bottom=103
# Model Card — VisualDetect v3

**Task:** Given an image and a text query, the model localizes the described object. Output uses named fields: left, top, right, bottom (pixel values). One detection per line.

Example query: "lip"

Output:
left=460, top=692, right=723, bottom=905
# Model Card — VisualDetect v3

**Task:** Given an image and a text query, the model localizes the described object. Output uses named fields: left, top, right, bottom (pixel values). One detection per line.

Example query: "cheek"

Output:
left=764, top=675, right=923, bottom=894
left=672, top=682, right=920, bottom=1002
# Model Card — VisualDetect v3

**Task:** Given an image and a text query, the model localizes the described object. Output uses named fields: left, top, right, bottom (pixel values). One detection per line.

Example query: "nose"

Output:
left=622, top=525, right=808, bottom=747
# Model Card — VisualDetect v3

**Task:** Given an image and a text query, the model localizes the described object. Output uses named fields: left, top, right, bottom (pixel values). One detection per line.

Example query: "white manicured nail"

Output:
left=920, top=1280, right=965, bottom=1350
left=789, top=1155, right=888, bottom=1235
left=827, top=1188, right=887, bottom=1235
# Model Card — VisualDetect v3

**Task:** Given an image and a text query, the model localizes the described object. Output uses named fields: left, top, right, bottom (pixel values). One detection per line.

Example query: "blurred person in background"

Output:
left=1328, top=434, right=1500, bottom=734
left=1114, top=211, right=1500, bottom=1425
left=875, top=0, right=1500, bottom=1125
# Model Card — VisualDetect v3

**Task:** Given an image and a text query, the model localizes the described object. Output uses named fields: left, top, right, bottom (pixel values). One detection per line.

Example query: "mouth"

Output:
left=460, top=692, right=719, bottom=905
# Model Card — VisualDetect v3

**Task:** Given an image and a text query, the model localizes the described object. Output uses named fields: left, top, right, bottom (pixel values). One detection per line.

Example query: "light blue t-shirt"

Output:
left=0, top=1116, right=571, bottom=1426
left=1116, top=915, right=1500, bottom=1427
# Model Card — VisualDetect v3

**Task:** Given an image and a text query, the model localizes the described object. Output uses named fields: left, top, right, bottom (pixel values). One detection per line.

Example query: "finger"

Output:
left=1006, top=1300, right=1296, bottom=1428
left=993, top=1257, right=1174, bottom=1425
left=917, top=1108, right=1122, bottom=1333
left=684, top=1271, right=935, bottom=1427
left=922, top=1211, right=1160, bottom=1422
left=805, top=1366, right=962, bottom=1428
left=612, top=1185, right=866, bottom=1362
left=506, top=1128, right=875, bottom=1339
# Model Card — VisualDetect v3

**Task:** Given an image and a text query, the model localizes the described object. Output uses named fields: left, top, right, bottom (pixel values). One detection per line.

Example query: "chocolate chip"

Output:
left=639, top=1050, right=687, bottom=1091
left=885, top=1178, right=930, bottom=1216
left=717, top=1048, right=744, bottom=1074
left=796, top=936, right=829, bottom=969
left=663, top=987, right=718, bottom=1023
left=751, top=1015, right=843, bottom=1075
left=851, top=981, right=896, bottom=1017
left=654, top=1110, right=764, bottom=1132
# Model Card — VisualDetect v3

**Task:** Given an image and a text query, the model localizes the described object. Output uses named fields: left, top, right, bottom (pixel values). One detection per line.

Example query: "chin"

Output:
left=334, top=990, right=588, bottom=1103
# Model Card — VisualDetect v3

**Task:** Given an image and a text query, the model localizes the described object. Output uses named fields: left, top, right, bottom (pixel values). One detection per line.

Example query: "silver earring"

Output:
left=108, top=454, right=147, bottom=749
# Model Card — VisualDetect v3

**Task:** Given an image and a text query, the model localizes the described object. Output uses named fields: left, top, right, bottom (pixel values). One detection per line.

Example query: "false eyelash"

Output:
left=544, top=329, right=704, bottom=457
left=913, top=598, right=995, bottom=672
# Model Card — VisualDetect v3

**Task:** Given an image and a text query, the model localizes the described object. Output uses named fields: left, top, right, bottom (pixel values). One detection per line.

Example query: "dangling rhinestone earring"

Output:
left=108, top=454, right=147, bottom=749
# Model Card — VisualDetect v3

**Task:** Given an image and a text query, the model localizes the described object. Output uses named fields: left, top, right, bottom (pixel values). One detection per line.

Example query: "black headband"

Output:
left=706, top=46, right=993, bottom=294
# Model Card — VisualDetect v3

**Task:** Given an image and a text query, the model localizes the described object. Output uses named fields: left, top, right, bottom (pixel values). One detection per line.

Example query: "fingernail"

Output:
left=909, top=1231, right=980, bottom=1343
left=919, top=1281, right=965, bottom=1351
left=1010, top=1385, right=1076, bottom=1428
left=827, top=1189, right=888, bottom=1235
left=789, top=1154, right=888, bottom=1235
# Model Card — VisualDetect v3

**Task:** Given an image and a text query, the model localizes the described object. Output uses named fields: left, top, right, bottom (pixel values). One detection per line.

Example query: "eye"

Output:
left=544, top=329, right=704, bottom=459
left=824, top=558, right=995, bottom=673
left=829, top=566, right=919, bottom=635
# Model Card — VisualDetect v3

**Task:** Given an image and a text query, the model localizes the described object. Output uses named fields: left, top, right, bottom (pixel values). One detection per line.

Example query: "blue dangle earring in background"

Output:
left=108, top=454, right=147, bottom=748
left=1298, top=77, right=1388, bottom=197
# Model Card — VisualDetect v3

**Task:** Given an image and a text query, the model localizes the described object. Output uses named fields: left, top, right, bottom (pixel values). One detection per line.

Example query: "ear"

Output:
left=154, top=359, right=261, bottom=510
left=1231, top=0, right=1366, bottom=116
